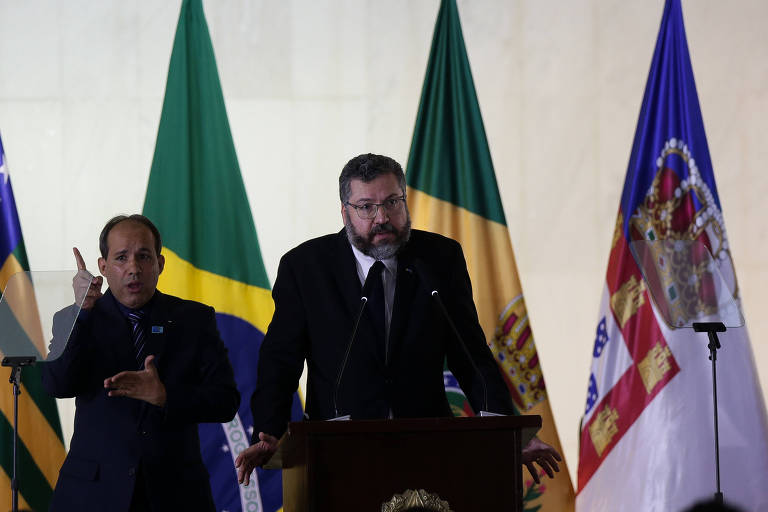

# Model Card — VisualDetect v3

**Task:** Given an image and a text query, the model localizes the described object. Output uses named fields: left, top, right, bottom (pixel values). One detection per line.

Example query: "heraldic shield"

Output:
left=629, top=239, right=743, bottom=329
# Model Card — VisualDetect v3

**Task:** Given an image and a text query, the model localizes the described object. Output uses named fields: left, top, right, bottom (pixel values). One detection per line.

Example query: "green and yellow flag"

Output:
left=142, top=2, right=301, bottom=511
left=0, top=134, right=66, bottom=511
left=405, top=1, right=575, bottom=510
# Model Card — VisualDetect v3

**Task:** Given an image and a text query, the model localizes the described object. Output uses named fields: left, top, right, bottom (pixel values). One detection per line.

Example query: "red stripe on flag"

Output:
left=578, top=230, right=680, bottom=491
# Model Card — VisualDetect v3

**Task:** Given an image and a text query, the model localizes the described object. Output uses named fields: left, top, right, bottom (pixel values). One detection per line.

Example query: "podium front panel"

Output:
left=278, top=415, right=540, bottom=511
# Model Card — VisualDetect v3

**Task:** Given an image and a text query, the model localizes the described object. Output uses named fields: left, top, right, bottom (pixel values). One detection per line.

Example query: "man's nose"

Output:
left=373, top=204, right=389, bottom=223
left=127, top=257, right=141, bottom=274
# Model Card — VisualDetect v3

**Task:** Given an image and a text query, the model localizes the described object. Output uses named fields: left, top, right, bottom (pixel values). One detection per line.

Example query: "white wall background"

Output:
left=1, top=0, right=766, bottom=486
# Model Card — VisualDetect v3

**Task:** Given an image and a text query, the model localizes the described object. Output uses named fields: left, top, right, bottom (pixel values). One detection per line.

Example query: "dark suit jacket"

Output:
left=41, top=290, right=240, bottom=512
left=250, top=229, right=514, bottom=439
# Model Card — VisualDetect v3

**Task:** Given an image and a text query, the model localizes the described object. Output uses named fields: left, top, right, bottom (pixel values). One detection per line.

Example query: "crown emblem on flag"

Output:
left=630, top=138, right=737, bottom=326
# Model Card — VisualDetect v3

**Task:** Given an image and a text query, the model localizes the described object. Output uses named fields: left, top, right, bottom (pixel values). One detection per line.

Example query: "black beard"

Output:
left=344, top=210, right=411, bottom=260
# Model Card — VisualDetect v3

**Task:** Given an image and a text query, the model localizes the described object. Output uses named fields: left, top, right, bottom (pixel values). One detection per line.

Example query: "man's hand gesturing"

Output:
left=235, top=432, right=279, bottom=486
left=72, top=247, right=102, bottom=309
left=104, top=355, right=167, bottom=407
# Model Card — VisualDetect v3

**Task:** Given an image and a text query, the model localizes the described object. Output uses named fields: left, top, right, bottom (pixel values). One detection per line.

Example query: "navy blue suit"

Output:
left=41, top=290, right=239, bottom=512
left=250, top=229, right=514, bottom=440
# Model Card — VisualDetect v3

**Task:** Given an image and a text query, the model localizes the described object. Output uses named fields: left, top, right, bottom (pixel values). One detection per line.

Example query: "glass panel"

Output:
left=629, top=239, right=744, bottom=329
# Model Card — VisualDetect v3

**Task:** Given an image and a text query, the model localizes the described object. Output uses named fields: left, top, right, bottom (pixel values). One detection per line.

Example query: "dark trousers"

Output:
left=128, top=464, right=150, bottom=512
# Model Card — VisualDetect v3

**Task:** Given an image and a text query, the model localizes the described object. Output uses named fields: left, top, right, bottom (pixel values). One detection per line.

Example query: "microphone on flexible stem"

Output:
left=332, top=295, right=368, bottom=420
left=411, top=260, right=492, bottom=416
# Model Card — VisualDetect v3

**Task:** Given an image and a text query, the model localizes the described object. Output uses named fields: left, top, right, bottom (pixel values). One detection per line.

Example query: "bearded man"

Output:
left=236, top=153, right=560, bottom=484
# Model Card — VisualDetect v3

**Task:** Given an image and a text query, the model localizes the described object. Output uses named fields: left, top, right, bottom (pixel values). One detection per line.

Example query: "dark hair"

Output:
left=99, top=214, right=162, bottom=258
left=339, top=153, right=406, bottom=203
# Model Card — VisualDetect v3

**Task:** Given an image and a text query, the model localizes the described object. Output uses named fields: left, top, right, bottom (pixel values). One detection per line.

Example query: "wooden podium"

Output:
left=266, top=415, right=541, bottom=511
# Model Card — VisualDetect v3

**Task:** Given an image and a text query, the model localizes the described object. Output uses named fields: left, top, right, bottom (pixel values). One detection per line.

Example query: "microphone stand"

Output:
left=411, top=259, right=492, bottom=415
left=692, top=321, right=726, bottom=505
left=429, top=290, right=489, bottom=415
left=332, top=297, right=368, bottom=419
left=2, top=355, right=36, bottom=512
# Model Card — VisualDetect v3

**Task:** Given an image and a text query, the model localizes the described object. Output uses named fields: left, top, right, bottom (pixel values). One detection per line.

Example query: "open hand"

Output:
left=104, top=355, right=166, bottom=406
left=235, top=432, right=279, bottom=486
left=522, top=436, right=562, bottom=484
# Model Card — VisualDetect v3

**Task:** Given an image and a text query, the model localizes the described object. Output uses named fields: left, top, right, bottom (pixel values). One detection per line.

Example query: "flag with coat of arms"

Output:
left=406, top=1, right=575, bottom=510
left=576, top=1, right=768, bottom=510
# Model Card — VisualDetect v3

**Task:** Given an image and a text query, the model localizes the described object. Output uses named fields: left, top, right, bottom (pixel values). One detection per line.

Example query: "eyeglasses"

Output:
left=345, top=196, right=406, bottom=220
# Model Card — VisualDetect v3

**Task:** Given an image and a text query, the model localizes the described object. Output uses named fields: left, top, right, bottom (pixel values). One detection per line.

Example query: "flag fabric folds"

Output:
left=576, top=1, right=768, bottom=510
left=0, top=134, right=66, bottom=511
left=405, top=1, right=575, bottom=510
left=142, top=2, right=302, bottom=511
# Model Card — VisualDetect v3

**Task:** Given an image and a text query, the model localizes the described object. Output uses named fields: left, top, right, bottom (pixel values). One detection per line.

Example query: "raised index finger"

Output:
left=73, top=247, right=87, bottom=271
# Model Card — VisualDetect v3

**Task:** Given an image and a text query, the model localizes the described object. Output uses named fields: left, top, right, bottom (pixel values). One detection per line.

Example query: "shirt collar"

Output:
left=110, top=290, right=156, bottom=320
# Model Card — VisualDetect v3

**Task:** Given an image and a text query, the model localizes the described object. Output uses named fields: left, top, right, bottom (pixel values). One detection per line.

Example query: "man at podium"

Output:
left=236, top=154, right=559, bottom=485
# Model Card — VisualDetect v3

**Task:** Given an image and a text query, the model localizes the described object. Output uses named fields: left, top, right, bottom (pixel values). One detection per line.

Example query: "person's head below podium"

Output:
left=339, top=153, right=412, bottom=260
left=97, top=214, right=165, bottom=309
left=682, top=499, right=744, bottom=512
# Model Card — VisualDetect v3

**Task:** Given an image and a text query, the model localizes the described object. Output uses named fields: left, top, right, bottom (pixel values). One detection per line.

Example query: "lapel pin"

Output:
left=151, top=326, right=164, bottom=334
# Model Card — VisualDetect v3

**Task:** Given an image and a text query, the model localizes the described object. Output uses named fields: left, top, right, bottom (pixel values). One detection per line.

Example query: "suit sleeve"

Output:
left=442, top=240, right=515, bottom=415
left=249, top=253, right=307, bottom=441
left=163, top=305, right=240, bottom=425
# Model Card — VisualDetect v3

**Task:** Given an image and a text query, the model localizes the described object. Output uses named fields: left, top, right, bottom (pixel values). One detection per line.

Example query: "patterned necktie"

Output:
left=363, top=261, right=386, bottom=355
left=128, top=310, right=146, bottom=369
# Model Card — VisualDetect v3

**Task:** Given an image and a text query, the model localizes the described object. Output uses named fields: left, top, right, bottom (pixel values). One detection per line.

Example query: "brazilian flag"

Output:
left=142, top=2, right=302, bottom=511
left=0, top=134, right=66, bottom=511
left=405, top=1, right=575, bottom=510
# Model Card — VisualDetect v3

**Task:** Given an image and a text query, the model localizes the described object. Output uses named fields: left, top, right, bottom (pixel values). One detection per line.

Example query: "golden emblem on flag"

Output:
left=629, top=139, right=738, bottom=313
left=610, top=275, right=646, bottom=329
left=588, top=406, right=620, bottom=457
left=638, top=341, right=673, bottom=394
left=490, top=295, right=545, bottom=411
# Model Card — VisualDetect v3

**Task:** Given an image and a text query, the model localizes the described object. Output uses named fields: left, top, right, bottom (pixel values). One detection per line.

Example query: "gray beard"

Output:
left=343, top=211, right=411, bottom=260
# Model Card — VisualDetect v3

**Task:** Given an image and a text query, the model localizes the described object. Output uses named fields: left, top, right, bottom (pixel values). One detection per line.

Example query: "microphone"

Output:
left=332, top=295, right=368, bottom=419
left=411, top=259, right=491, bottom=416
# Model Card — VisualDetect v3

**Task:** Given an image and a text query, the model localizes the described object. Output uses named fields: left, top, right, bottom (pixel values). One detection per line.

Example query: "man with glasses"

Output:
left=236, top=153, right=560, bottom=484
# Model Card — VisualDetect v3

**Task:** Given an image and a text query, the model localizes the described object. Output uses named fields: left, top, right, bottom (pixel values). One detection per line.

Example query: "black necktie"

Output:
left=128, top=310, right=147, bottom=369
left=363, top=261, right=386, bottom=354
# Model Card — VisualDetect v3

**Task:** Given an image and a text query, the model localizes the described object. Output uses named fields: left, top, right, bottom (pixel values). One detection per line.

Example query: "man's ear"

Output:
left=158, top=254, right=165, bottom=275
left=341, top=203, right=351, bottom=226
left=98, top=257, right=107, bottom=275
